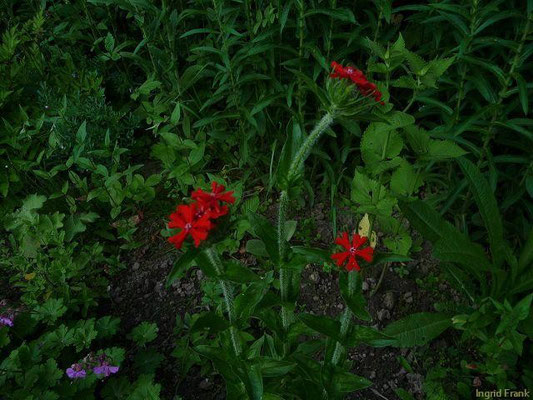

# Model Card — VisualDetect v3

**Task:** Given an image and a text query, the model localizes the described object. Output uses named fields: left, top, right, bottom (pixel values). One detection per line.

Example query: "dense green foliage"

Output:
left=1, top=0, right=532, bottom=399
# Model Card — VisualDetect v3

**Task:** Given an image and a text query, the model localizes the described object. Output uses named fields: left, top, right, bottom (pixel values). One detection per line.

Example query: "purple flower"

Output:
left=66, top=364, right=87, bottom=379
left=93, top=362, right=119, bottom=377
left=0, top=316, right=13, bottom=327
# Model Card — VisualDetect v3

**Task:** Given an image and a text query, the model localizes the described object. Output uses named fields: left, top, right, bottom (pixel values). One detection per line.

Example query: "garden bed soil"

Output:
left=107, top=205, right=455, bottom=400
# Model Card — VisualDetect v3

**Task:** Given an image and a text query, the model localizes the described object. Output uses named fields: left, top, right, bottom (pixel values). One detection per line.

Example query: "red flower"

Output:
left=193, top=197, right=228, bottom=220
left=192, top=182, right=235, bottom=207
left=331, top=232, right=374, bottom=271
left=167, top=181, right=236, bottom=249
left=330, top=61, right=384, bottom=105
left=168, top=204, right=212, bottom=249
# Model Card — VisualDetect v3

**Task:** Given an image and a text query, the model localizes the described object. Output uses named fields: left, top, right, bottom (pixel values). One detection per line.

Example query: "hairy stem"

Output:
left=206, top=247, right=241, bottom=356
left=331, top=271, right=357, bottom=366
left=278, top=190, right=292, bottom=329
left=288, top=111, right=334, bottom=181
left=278, top=111, right=335, bottom=331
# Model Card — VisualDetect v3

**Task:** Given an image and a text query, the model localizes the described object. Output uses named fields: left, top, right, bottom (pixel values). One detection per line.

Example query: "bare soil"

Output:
left=107, top=203, right=457, bottom=400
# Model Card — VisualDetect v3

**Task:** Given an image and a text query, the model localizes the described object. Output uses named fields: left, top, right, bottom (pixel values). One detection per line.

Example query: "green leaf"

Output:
left=234, top=280, right=269, bottom=322
left=243, top=363, right=263, bottom=400
left=304, top=8, right=356, bottom=23
left=22, top=194, right=47, bottom=211
left=399, top=200, right=447, bottom=243
left=260, top=359, right=296, bottom=377
left=246, top=239, right=269, bottom=258
left=191, top=311, right=230, bottom=333
left=496, top=293, right=533, bottom=335
left=333, top=371, right=372, bottom=392
left=170, top=102, right=181, bottom=124
left=434, top=233, right=492, bottom=278
left=299, top=313, right=342, bottom=341
left=390, top=161, right=424, bottom=196
left=457, top=157, right=505, bottom=267
left=248, top=213, right=279, bottom=263
left=346, top=325, right=395, bottom=347
left=129, top=322, right=158, bottom=346
left=426, top=140, right=467, bottom=159
left=516, top=74, right=529, bottom=116
left=33, top=298, right=67, bottom=324
left=134, top=349, right=164, bottom=374
left=96, top=316, right=121, bottom=338
left=104, top=32, right=115, bottom=52
left=292, top=246, right=332, bottom=264
left=518, top=227, right=533, bottom=274
left=76, top=121, right=87, bottom=142
left=220, top=260, right=260, bottom=283
left=339, top=272, right=371, bottom=321
left=285, top=220, right=297, bottom=241
left=383, top=312, right=451, bottom=347
left=351, top=170, right=397, bottom=217
left=128, top=374, right=162, bottom=400
left=166, top=247, right=201, bottom=288
left=360, top=123, right=404, bottom=168
left=403, top=125, right=430, bottom=155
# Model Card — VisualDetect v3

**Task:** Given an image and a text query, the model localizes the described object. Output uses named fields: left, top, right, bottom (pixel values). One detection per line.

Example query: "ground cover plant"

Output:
left=1, top=0, right=532, bottom=399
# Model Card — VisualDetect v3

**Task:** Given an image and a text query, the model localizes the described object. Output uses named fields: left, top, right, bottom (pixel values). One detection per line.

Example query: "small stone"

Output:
left=132, top=262, right=140, bottom=271
left=406, top=296, right=413, bottom=304
left=337, top=304, right=344, bottom=310
left=362, top=281, right=369, bottom=291
left=313, top=296, right=319, bottom=301
left=377, top=309, right=390, bottom=321
left=199, top=378, right=213, bottom=390
left=155, top=282, right=164, bottom=295
left=383, top=292, right=395, bottom=310
left=369, top=371, right=376, bottom=379
left=310, top=273, right=318, bottom=282
left=196, top=270, right=204, bottom=280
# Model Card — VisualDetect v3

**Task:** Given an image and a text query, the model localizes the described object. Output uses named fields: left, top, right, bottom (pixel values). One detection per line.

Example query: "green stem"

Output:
left=278, top=190, right=292, bottom=329
left=297, top=0, right=305, bottom=119
left=331, top=271, right=357, bottom=366
left=460, top=15, right=531, bottom=215
left=278, top=111, right=335, bottom=331
left=206, top=247, right=242, bottom=356
left=287, top=111, right=334, bottom=181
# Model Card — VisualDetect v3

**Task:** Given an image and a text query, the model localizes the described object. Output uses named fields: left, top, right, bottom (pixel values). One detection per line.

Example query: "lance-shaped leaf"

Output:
left=248, top=213, right=279, bottom=264
left=299, top=313, right=342, bottom=343
left=457, top=157, right=505, bottom=267
left=383, top=312, right=452, bottom=347
left=219, top=260, right=261, bottom=283
left=166, top=247, right=202, bottom=288
left=191, top=312, right=230, bottom=334
left=339, top=272, right=371, bottom=321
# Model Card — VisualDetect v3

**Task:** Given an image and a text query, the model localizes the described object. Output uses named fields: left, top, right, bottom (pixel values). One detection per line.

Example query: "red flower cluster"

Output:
left=331, top=232, right=374, bottom=272
left=168, top=182, right=235, bottom=249
left=330, top=61, right=384, bottom=104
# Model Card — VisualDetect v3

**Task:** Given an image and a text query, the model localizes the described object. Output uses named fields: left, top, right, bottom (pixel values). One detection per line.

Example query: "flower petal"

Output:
left=331, top=251, right=349, bottom=267
left=335, top=232, right=351, bottom=250
left=355, top=246, right=374, bottom=263
left=191, top=228, right=209, bottom=247
left=168, top=230, right=188, bottom=249
left=352, top=234, right=368, bottom=249
left=346, top=256, right=361, bottom=271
